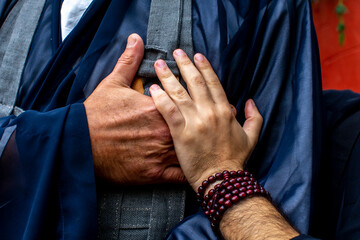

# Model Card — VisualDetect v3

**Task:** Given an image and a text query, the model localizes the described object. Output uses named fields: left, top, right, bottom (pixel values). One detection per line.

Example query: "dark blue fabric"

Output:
left=0, top=0, right=322, bottom=238
left=310, top=90, right=360, bottom=240
left=0, top=104, right=96, bottom=239
left=291, top=234, right=320, bottom=240
left=165, top=210, right=218, bottom=240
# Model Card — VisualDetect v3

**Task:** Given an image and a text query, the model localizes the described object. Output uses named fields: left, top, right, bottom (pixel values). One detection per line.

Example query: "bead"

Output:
left=232, top=189, right=239, bottom=195
left=229, top=179, right=236, bottom=184
left=218, top=198, right=225, bottom=205
left=222, top=170, right=230, bottom=176
left=236, top=177, right=243, bottom=182
left=223, top=173, right=230, bottom=180
left=204, top=194, right=210, bottom=201
left=219, top=205, right=226, bottom=213
left=234, top=183, right=241, bottom=188
left=225, top=200, right=232, bottom=207
left=225, top=193, right=232, bottom=200
left=208, top=189, right=215, bottom=197
left=226, top=185, right=234, bottom=191
left=231, top=195, right=240, bottom=203
left=237, top=170, right=244, bottom=176
left=239, top=192, right=247, bottom=199
left=247, top=185, right=254, bottom=190
left=222, top=180, right=229, bottom=187
left=202, top=180, right=209, bottom=187
left=208, top=175, right=216, bottom=183
left=246, top=189, right=254, bottom=196
left=220, top=189, right=227, bottom=196
left=202, top=169, right=270, bottom=234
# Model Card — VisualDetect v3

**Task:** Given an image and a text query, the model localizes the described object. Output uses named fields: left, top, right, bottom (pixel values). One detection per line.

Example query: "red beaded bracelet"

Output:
left=196, top=170, right=270, bottom=232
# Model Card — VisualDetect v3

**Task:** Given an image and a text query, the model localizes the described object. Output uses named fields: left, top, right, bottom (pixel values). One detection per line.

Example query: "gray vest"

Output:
left=0, top=0, right=194, bottom=239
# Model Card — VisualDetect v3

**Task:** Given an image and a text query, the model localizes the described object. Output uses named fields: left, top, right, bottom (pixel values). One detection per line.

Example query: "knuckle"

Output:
left=218, top=105, right=233, bottom=120
left=192, top=74, right=206, bottom=86
left=194, top=120, right=208, bottom=133
left=173, top=88, right=188, bottom=99
left=206, top=76, right=220, bottom=87
left=204, top=110, right=217, bottom=124
left=118, top=53, right=135, bottom=66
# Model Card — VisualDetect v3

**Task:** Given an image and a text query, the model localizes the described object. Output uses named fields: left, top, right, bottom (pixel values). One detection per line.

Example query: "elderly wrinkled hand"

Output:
left=84, top=34, right=185, bottom=185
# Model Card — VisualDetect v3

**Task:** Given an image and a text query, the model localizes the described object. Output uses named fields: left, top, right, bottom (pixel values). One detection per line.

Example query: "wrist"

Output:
left=192, top=165, right=244, bottom=192
left=196, top=170, right=269, bottom=232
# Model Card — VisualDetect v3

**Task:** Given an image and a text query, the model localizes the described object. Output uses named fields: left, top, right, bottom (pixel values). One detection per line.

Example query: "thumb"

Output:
left=243, top=99, right=263, bottom=148
left=111, top=33, right=144, bottom=87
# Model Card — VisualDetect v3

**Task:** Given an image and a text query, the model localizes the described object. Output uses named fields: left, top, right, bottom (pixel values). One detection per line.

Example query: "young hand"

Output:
left=150, top=50, right=263, bottom=190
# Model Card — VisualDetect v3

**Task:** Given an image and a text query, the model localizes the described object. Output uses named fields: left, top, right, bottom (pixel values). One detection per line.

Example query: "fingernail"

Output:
left=150, top=84, right=161, bottom=91
left=174, top=49, right=185, bottom=56
left=127, top=34, right=137, bottom=48
left=250, top=99, right=256, bottom=106
left=155, top=60, right=167, bottom=69
left=195, top=53, right=205, bottom=62
left=246, top=99, right=256, bottom=112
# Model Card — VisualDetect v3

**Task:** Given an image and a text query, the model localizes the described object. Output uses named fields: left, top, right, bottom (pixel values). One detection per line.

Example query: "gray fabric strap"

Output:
left=143, top=1, right=192, bottom=238
left=0, top=0, right=46, bottom=117
left=138, top=0, right=194, bottom=95
left=98, top=1, right=193, bottom=239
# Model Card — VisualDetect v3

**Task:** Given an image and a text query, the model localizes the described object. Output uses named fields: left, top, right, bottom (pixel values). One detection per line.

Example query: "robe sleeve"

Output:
left=0, top=103, right=97, bottom=240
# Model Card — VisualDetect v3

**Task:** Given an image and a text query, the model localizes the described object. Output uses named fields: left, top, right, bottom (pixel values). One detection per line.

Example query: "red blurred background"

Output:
left=312, top=0, right=360, bottom=93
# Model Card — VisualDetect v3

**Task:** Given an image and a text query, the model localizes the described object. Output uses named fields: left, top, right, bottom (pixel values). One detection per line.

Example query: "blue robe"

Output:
left=0, top=0, right=323, bottom=239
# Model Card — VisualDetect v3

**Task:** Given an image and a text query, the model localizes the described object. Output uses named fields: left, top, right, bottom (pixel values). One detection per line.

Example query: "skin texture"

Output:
left=84, top=34, right=185, bottom=185
left=150, top=50, right=299, bottom=239
left=150, top=50, right=262, bottom=190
